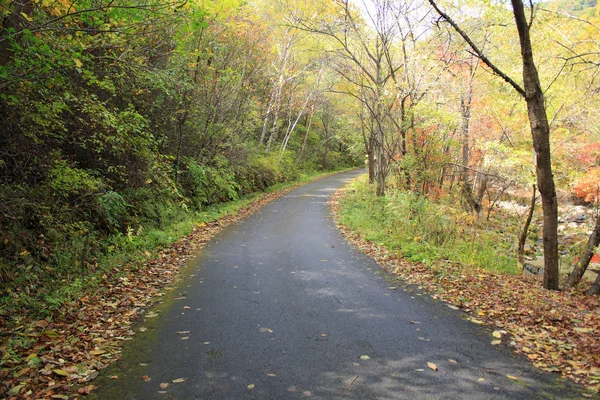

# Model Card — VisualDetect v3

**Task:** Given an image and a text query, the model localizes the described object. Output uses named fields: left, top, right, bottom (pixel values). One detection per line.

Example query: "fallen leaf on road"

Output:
left=492, top=331, right=502, bottom=338
left=360, top=355, right=370, bottom=360
left=506, top=375, right=519, bottom=381
left=176, top=331, right=191, bottom=334
left=172, top=378, right=187, bottom=383
left=491, top=340, right=502, bottom=345
left=142, top=375, right=152, bottom=382
left=259, top=327, right=274, bottom=333
left=468, top=317, right=485, bottom=325
left=181, top=336, right=189, bottom=340
left=410, top=321, right=421, bottom=324
left=77, top=385, right=98, bottom=395
left=248, top=384, right=255, bottom=389
left=448, top=359, right=458, bottom=364
left=427, top=362, right=438, bottom=371
left=160, top=383, right=169, bottom=389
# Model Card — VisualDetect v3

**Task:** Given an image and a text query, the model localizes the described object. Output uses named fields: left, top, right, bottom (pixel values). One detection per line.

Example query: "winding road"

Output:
left=93, top=170, right=584, bottom=399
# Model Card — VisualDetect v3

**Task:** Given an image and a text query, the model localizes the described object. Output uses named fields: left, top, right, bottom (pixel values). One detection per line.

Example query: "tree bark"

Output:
left=375, top=91, right=387, bottom=197
left=566, top=213, right=600, bottom=288
left=259, top=86, right=276, bottom=145
left=297, top=110, right=314, bottom=161
left=588, top=273, right=600, bottom=295
left=367, top=134, right=376, bottom=184
left=459, top=88, right=477, bottom=211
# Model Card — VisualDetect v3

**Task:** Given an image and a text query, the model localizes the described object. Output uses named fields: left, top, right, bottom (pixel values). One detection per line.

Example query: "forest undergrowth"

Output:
left=332, top=175, right=600, bottom=394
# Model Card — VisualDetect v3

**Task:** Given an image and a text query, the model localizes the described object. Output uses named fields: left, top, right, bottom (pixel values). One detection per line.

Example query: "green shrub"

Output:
left=186, top=158, right=240, bottom=207
left=98, top=191, right=132, bottom=230
left=338, top=177, right=519, bottom=274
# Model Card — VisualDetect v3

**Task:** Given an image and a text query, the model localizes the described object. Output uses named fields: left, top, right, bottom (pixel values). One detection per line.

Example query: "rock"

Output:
left=523, top=263, right=544, bottom=276
left=568, top=214, right=588, bottom=223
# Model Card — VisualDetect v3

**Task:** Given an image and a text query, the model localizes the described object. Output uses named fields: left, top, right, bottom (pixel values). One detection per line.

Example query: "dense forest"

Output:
left=2, top=0, right=600, bottom=331
left=0, top=0, right=364, bottom=316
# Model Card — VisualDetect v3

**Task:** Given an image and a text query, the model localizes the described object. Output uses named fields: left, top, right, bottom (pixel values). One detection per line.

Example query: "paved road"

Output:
left=93, top=170, right=584, bottom=399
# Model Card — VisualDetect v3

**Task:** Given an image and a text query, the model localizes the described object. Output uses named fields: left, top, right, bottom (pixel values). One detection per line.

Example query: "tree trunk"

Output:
left=375, top=129, right=386, bottom=196
left=280, top=96, right=309, bottom=157
left=174, top=117, right=185, bottom=184
left=566, top=213, right=600, bottom=288
left=259, top=86, right=276, bottom=145
left=459, top=56, right=479, bottom=213
left=518, top=184, right=537, bottom=267
left=475, top=174, right=488, bottom=209
left=297, top=111, right=314, bottom=161
left=367, top=138, right=375, bottom=184
left=375, top=100, right=386, bottom=197
left=363, top=113, right=376, bottom=184
left=588, top=273, right=600, bottom=295
left=512, top=0, right=560, bottom=290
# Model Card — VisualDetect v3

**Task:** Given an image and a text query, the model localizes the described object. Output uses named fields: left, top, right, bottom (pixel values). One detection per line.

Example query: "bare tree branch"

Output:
left=428, top=0, right=526, bottom=97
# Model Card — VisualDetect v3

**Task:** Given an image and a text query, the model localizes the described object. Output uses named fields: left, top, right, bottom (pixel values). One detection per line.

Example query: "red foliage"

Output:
left=577, top=143, right=600, bottom=167
left=573, top=167, right=600, bottom=203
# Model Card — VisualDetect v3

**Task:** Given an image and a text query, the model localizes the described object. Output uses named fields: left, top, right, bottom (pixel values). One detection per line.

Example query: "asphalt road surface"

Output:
left=93, top=170, right=585, bottom=399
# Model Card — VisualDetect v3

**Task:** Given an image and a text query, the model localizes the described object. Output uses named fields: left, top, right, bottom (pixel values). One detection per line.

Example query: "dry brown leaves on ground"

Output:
left=0, top=180, right=314, bottom=400
left=330, top=186, right=600, bottom=394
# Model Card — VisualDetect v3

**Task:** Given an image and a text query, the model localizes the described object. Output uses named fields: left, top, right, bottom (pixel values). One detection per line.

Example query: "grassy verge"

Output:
left=0, top=168, right=350, bottom=323
left=337, top=175, right=520, bottom=275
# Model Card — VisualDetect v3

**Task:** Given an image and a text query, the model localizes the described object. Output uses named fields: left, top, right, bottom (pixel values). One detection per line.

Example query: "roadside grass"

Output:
left=0, top=169, right=349, bottom=323
left=337, top=176, right=520, bottom=275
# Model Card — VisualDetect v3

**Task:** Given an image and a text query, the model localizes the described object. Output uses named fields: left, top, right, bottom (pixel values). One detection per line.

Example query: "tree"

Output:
left=293, top=0, right=408, bottom=196
left=428, top=0, right=560, bottom=290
